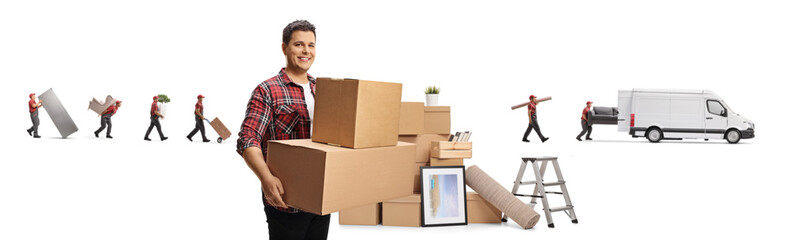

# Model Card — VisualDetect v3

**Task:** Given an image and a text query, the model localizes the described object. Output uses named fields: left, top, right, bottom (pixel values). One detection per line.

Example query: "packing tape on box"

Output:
left=466, top=165, right=540, bottom=229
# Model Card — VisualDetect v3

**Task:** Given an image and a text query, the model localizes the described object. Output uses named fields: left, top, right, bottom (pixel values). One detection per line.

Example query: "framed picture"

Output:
left=419, top=166, right=468, bottom=227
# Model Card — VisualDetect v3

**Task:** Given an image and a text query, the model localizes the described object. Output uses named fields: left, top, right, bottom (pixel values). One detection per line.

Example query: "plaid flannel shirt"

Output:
left=237, top=68, right=316, bottom=213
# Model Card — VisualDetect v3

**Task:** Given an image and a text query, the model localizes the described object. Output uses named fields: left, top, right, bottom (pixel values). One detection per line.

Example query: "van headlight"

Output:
left=744, top=121, right=754, bottom=129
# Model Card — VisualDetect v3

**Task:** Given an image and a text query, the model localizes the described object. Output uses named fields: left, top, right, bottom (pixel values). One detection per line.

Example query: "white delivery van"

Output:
left=617, top=89, right=754, bottom=143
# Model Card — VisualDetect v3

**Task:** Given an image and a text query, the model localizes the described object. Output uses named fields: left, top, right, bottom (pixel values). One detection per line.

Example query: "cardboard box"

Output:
left=430, top=149, right=472, bottom=159
left=339, top=203, right=381, bottom=225
left=398, top=134, right=451, bottom=163
left=466, top=192, right=503, bottom=223
left=399, top=102, right=425, bottom=135
left=266, top=139, right=416, bottom=215
left=412, top=162, right=428, bottom=175
left=382, top=194, right=421, bottom=227
left=312, top=78, right=402, bottom=149
left=424, top=106, right=450, bottom=134
left=429, top=157, right=464, bottom=166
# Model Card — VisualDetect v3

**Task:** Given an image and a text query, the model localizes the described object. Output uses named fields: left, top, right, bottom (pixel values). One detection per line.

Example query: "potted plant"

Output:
left=425, top=86, right=440, bottom=106
left=157, top=94, right=171, bottom=118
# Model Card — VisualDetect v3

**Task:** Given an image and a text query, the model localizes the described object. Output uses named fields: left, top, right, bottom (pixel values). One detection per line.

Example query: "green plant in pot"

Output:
left=157, top=94, right=171, bottom=118
left=425, top=86, right=440, bottom=106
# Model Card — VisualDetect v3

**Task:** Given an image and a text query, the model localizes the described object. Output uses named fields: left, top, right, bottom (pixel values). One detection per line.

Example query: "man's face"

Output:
left=30, top=95, right=35, bottom=100
left=531, top=98, right=536, bottom=103
left=282, top=30, right=316, bottom=72
left=198, top=97, right=203, bottom=103
left=587, top=103, right=592, bottom=108
left=117, top=103, right=122, bottom=108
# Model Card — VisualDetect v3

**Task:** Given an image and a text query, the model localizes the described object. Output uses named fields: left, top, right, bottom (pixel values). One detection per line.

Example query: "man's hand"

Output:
left=262, top=174, right=287, bottom=208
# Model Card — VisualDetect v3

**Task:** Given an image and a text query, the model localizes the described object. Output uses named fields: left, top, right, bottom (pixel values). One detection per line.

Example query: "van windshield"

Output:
left=720, top=100, right=737, bottom=115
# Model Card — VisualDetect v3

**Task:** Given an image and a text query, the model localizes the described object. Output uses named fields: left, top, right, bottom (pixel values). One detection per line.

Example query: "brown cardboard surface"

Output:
left=466, top=192, right=503, bottom=223
left=382, top=194, right=421, bottom=227
left=429, top=157, right=464, bottom=166
left=339, top=203, right=381, bottom=225
left=209, top=117, right=232, bottom=140
left=266, top=140, right=416, bottom=215
left=399, top=102, right=424, bottom=135
left=431, top=141, right=472, bottom=150
left=312, top=78, right=402, bottom=149
left=398, top=134, right=451, bottom=163
left=412, top=174, right=421, bottom=193
left=430, top=149, right=473, bottom=159
left=424, top=106, right=450, bottom=134
left=412, top=162, right=428, bottom=175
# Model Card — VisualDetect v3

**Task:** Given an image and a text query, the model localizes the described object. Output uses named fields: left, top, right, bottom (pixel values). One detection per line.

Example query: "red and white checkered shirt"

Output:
left=237, top=68, right=315, bottom=213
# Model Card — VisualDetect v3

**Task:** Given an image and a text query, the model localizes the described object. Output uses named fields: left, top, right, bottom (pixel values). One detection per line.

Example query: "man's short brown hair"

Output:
left=283, top=20, right=316, bottom=44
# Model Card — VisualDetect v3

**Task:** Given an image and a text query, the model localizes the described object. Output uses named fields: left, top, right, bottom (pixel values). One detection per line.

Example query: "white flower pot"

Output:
left=426, top=94, right=439, bottom=106
left=157, top=102, right=168, bottom=118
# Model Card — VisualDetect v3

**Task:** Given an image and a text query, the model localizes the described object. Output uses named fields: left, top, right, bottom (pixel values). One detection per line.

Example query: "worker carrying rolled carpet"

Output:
left=466, top=165, right=540, bottom=229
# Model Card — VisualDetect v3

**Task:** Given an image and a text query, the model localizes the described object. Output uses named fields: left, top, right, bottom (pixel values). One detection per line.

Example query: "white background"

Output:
left=1, top=0, right=789, bottom=239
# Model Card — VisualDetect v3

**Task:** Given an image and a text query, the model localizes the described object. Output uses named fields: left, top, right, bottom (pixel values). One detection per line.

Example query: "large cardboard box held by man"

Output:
left=312, top=78, right=402, bottom=149
left=266, top=139, right=416, bottom=215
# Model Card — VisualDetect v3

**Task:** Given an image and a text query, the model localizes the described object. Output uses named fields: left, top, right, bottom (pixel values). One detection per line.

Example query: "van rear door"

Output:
left=704, top=99, right=728, bottom=139
left=617, top=90, right=632, bottom=132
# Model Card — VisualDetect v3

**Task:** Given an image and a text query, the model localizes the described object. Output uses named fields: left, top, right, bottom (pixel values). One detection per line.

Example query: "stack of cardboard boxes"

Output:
left=266, top=78, right=416, bottom=217
left=340, top=101, right=502, bottom=227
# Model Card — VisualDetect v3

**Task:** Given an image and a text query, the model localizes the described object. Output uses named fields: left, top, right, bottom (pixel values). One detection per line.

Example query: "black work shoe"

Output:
left=106, top=135, right=113, bottom=139
left=187, top=136, right=193, bottom=142
left=522, top=139, right=530, bottom=142
left=541, top=137, right=549, bottom=143
left=33, top=135, right=41, bottom=138
left=202, top=139, right=211, bottom=143
left=27, top=129, right=33, bottom=136
left=586, top=138, right=593, bottom=141
left=576, top=137, right=582, bottom=141
left=144, top=138, right=152, bottom=141
left=161, top=137, right=169, bottom=141
left=94, top=132, right=100, bottom=138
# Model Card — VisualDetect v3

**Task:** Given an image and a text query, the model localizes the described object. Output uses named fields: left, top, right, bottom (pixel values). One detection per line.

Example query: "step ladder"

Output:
left=504, top=156, right=578, bottom=228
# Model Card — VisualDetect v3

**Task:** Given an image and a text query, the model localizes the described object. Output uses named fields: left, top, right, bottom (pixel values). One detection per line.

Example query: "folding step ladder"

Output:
left=504, top=156, right=578, bottom=228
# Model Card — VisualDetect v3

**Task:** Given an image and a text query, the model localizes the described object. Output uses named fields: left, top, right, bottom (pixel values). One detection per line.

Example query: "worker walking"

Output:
left=187, top=94, right=210, bottom=142
left=144, top=96, right=168, bottom=141
left=576, top=101, right=593, bottom=141
left=27, top=93, right=43, bottom=138
left=95, top=100, right=121, bottom=138
left=522, top=95, right=549, bottom=143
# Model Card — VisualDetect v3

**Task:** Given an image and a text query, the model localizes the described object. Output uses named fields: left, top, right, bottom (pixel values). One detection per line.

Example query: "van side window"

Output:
left=707, top=100, right=726, bottom=117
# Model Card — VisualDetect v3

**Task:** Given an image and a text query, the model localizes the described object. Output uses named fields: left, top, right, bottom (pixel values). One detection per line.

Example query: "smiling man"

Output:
left=237, top=20, right=326, bottom=240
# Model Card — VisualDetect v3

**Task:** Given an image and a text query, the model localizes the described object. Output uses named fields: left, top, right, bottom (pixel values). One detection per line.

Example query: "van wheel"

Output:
left=646, top=128, right=663, bottom=143
left=726, top=129, right=741, bottom=144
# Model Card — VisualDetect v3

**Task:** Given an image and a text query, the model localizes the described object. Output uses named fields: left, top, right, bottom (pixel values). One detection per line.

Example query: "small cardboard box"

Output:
left=466, top=192, right=503, bottom=224
left=266, top=139, right=416, bottom=215
left=339, top=203, right=381, bottom=226
left=412, top=162, right=428, bottom=175
left=398, top=134, right=451, bottom=163
left=312, top=78, right=402, bottom=149
left=429, top=157, right=464, bottom=166
left=382, top=194, right=421, bottom=227
left=430, top=149, right=472, bottom=159
left=424, top=106, right=450, bottom=134
left=399, top=102, right=425, bottom=135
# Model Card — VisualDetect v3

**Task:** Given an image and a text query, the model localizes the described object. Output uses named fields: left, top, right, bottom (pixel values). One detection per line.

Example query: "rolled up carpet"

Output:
left=466, top=165, right=540, bottom=229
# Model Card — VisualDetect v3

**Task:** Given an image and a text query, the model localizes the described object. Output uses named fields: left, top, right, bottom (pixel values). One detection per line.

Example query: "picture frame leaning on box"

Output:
left=236, top=20, right=330, bottom=240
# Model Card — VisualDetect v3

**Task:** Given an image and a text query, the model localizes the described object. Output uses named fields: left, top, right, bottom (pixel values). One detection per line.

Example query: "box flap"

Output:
left=424, top=106, right=450, bottom=112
